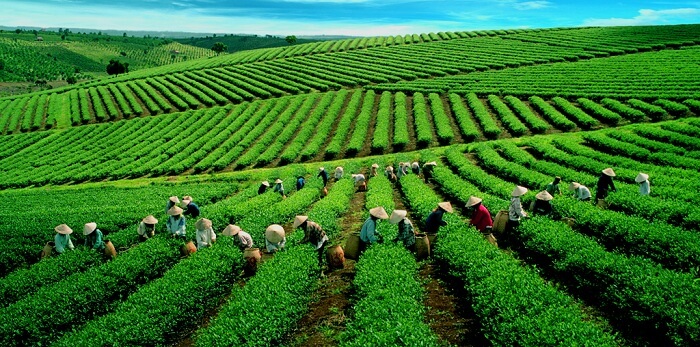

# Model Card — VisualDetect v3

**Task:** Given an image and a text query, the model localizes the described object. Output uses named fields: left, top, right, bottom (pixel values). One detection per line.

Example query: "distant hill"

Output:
left=174, top=35, right=326, bottom=54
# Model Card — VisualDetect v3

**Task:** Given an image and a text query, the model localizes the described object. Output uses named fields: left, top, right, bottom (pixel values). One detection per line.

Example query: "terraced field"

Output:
left=1, top=24, right=700, bottom=346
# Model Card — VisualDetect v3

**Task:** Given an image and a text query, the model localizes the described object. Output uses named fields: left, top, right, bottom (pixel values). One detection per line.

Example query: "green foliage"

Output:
left=106, top=58, right=129, bottom=75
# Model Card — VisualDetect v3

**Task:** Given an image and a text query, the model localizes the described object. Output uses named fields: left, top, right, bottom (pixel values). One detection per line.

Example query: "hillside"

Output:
left=2, top=23, right=700, bottom=347
left=175, top=34, right=324, bottom=54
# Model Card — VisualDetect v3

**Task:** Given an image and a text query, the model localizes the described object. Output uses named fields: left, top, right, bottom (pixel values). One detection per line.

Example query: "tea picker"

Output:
left=258, top=181, right=270, bottom=195
left=265, top=224, right=286, bottom=253
left=507, top=186, right=528, bottom=233
left=54, top=224, right=75, bottom=254
left=370, top=163, right=379, bottom=177
left=545, top=176, right=562, bottom=196
left=532, top=191, right=553, bottom=216
left=294, top=215, right=328, bottom=267
left=596, top=168, right=617, bottom=201
left=390, top=210, right=416, bottom=252
left=165, top=196, right=179, bottom=214
left=181, top=195, right=200, bottom=218
left=137, top=215, right=158, bottom=241
left=195, top=218, right=216, bottom=250
left=359, top=206, right=389, bottom=254
left=569, top=182, right=591, bottom=201
left=272, top=179, right=286, bottom=198
left=222, top=224, right=254, bottom=251
left=636, top=172, right=650, bottom=196
left=166, top=206, right=187, bottom=240
left=466, top=196, right=493, bottom=233
left=352, top=174, right=367, bottom=192
left=424, top=201, right=453, bottom=235
left=334, top=166, right=344, bottom=180
left=318, top=167, right=329, bottom=187
left=83, top=222, right=105, bottom=251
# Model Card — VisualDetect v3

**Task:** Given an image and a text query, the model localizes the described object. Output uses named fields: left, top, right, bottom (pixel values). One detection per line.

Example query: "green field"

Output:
left=1, top=24, right=700, bottom=346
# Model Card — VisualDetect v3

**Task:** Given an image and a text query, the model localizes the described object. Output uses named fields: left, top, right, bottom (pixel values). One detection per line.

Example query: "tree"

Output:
left=66, top=75, right=77, bottom=84
left=285, top=35, right=297, bottom=45
left=211, top=42, right=227, bottom=55
left=15, top=28, right=21, bottom=34
left=106, top=59, right=129, bottom=76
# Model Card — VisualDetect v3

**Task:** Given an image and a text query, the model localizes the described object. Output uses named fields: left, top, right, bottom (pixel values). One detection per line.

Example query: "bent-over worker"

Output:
left=596, top=168, right=617, bottom=200
left=273, top=179, right=286, bottom=197
left=533, top=190, right=553, bottom=216
left=295, top=215, right=328, bottom=266
left=265, top=224, right=286, bottom=253
left=318, top=167, right=329, bottom=187
left=507, top=186, right=528, bottom=232
left=182, top=196, right=200, bottom=219
left=54, top=224, right=75, bottom=254
left=83, top=222, right=105, bottom=251
left=636, top=172, right=650, bottom=196
left=165, top=196, right=179, bottom=215
left=370, top=163, right=379, bottom=177
left=422, top=162, right=437, bottom=182
left=195, top=218, right=216, bottom=250
left=352, top=174, right=367, bottom=191
left=166, top=206, right=186, bottom=240
left=390, top=209, right=416, bottom=252
left=425, top=202, right=453, bottom=235
left=296, top=176, right=306, bottom=191
left=223, top=224, right=253, bottom=251
left=466, top=196, right=493, bottom=233
left=138, top=215, right=158, bottom=241
left=411, top=162, right=420, bottom=175
left=360, top=207, right=389, bottom=253
left=334, top=166, right=344, bottom=180
left=569, top=182, right=592, bottom=201
left=545, top=176, right=562, bottom=196
left=258, top=181, right=270, bottom=195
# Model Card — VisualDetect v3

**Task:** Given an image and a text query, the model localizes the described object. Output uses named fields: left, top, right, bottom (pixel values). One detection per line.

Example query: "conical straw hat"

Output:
left=412, top=162, right=419, bottom=168
left=569, top=182, right=581, bottom=190
left=265, top=224, right=285, bottom=243
left=371, top=163, right=379, bottom=168
left=293, top=215, right=308, bottom=229
left=602, top=168, right=616, bottom=177
left=319, top=167, right=324, bottom=171
left=83, top=222, right=97, bottom=235
left=182, top=195, right=192, bottom=204
left=262, top=181, right=270, bottom=187
left=167, top=206, right=183, bottom=216
left=424, top=161, right=437, bottom=166
left=466, top=196, right=482, bottom=207
left=195, top=218, right=212, bottom=230
left=335, top=166, right=343, bottom=172
left=369, top=206, right=389, bottom=219
left=535, top=191, right=553, bottom=201
left=438, top=202, right=453, bottom=213
left=386, top=166, right=393, bottom=172
left=222, top=224, right=241, bottom=236
left=142, top=215, right=158, bottom=224
left=635, top=172, right=649, bottom=183
left=512, top=186, right=528, bottom=197
left=274, top=179, right=283, bottom=184
left=389, top=209, right=407, bottom=224
left=169, top=196, right=180, bottom=204
left=55, top=224, right=73, bottom=235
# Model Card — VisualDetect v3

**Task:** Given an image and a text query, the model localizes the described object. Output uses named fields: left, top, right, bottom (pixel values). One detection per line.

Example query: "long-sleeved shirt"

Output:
left=266, top=237, right=286, bottom=252
left=334, top=168, right=344, bottom=180
left=470, top=204, right=493, bottom=232
left=54, top=233, right=74, bottom=254
left=596, top=174, right=616, bottom=200
left=258, top=184, right=268, bottom=195
left=545, top=182, right=561, bottom=196
left=234, top=230, right=254, bottom=251
left=509, top=197, right=527, bottom=221
left=318, top=170, right=329, bottom=186
left=353, top=174, right=365, bottom=183
left=183, top=202, right=200, bottom=218
left=424, top=210, right=446, bottom=234
left=301, top=221, right=328, bottom=250
left=137, top=222, right=155, bottom=238
left=639, top=180, right=650, bottom=196
left=533, top=200, right=552, bottom=216
left=574, top=186, right=592, bottom=201
left=296, top=177, right=305, bottom=190
left=166, top=216, right=186, bottom=237
left=196, top=227, right=216, bottom=249
left=396, top=219, right=416, bottom=248
left=273, top=183, right=285, bottom=196
left=360, top=217, right=379, bottom=244
left=84, top=229, right=105, bottom=251
left=397, top=167, right=405, bottom=179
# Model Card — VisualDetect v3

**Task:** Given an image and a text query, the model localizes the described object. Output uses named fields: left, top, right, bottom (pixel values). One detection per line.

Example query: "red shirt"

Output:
left=470, top=204, right=493, bottom=232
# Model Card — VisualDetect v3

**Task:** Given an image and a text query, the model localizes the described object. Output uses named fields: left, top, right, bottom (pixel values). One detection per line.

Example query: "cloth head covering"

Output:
left=262, top=181, right=270, bottom=187
left=167, top=206, right=184, bottom=216
left=83, top=222, right=97, bottom=235
left=222, top=224, right=242, bottom=236
left=512, top=186, right=528, bottom=197
left=169, top=196, right=180, bottom=204
left=569, top=182, right=581, bottom=190
left=369, top=206, right=389, bottom=219
left=55, top=224, right=73, bottom=235
left=466, top=196, right=482, bottom=207
left=195, top=218, right=212, bottom=230
left=602, top=168, right=616, bottom=177
left=389, top=209, right=407, bottom=224
left=535, top=191, right=554, bottom=201
left=635, top=172, right=649, bottom=183
left=438, top=202, right=454, bottom=213
left=293, top=215, right=309, bottom=229
left=142, top=215, right=158, bottom=224
left=265, top=224, right=285, bottom=243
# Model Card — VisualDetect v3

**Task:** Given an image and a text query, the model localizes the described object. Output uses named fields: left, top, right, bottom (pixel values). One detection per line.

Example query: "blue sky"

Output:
left=2, top=0, right=699, bottom=36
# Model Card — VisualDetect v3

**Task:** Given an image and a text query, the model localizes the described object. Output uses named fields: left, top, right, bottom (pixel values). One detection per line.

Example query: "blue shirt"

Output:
left=424, top=210, right=446, bottom=234
left=54, top=234, right=74, bottom=254
left=360, top=217, right=378, bottom=243
left=296, top=177, right=305, bottom=190
left=184, top=202, right=200, bottom=218
left=84, top=229, right=105, bottom=251
left=166, top=216, right=186, bottom=237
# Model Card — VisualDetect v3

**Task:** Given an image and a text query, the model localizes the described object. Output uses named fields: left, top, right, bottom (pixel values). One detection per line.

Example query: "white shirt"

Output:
left=196, top=227, right=216, bottom=249
left=639, top=180, right=650, bottom=196
left=266, top=237, right=286, bottom=252
left=353, top=174, right=365, bottom=183
left=335, top=168, right=344, bottom=179
left=575, top=186, right=591, bottom=200
left=509, top=197, right=527, bottom=221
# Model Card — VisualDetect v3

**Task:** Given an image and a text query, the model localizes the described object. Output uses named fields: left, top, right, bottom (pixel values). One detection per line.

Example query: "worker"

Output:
left=272, top=179, right=286, bottom=197
left=165, top=196, right=179, bottom=214
left=370, top=163, right=379, bottom=177
left=422, top=161, right=437, bottom=182
left=352, top=174, right=367, bottom=192
left=545, top=176, right=562, bottom=196
left=54, top=224, right=75, bottom=254
left=360, top=206, right=389, bottom=253
left=265, top=224, right=286, bottom=253
left=318, top=167, right=329, bottom=187
left=137, top=215, right=158, bottom=241
left=390, top=209, right=416, bottom=252
left=166, top=206, right=186, bottom=240
left=507, top=186, right=528, bottom=232
left=425, top=202, right=453, bottom=234
left=636, top=173, right=650, bottom=196
left=466, top=196, right=493, bottom=233
left=401, top=162, right=410, bottom=176
left=411, top=162, right=420, bottom=175
left=258, top=181, right=270, bottom=195
left=222, top=224, right=253, bottom=251
left=385, top=166, right=397, bottom=182
left=569, top=182, right=592, bottom=201
left=182, top=195, right=200, bottom=219
left=296, top=176, right=306, bottom=191
left=83, top=222, right=105, bottom=251
left=195, top=218, right=216, bottom=250
left=294, top=215, right=328, bottom=266
left=334, top=166, right=344, bottom=180
left=596, top=168, right=617, bottom=200
left=532, top=190, right=553, bottom=216
left=397, top=162, right=406, bottom=179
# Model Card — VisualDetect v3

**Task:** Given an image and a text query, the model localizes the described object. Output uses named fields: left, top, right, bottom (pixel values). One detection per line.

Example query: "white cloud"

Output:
left=513, top=1, right=551, bottom=10
left=582, top=7, right=700, bottom=26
